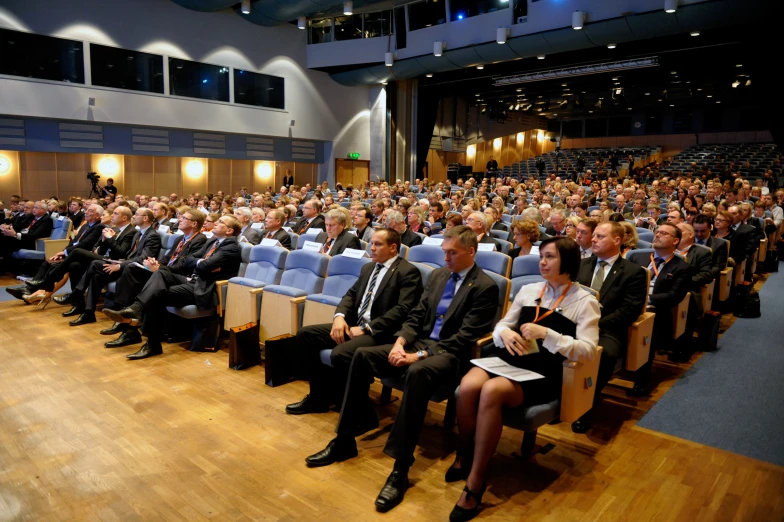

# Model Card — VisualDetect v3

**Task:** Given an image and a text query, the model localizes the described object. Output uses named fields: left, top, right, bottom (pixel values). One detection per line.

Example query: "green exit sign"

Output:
left=347, top=152, right=361, bottom=160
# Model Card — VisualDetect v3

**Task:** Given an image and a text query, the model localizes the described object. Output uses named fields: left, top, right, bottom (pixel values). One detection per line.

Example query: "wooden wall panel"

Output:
left=231, top=160, right=252, bottom=196
left=0, top=150, right=21, bottom=204
left=294, top=163, right=316, bottom=189
left=19, top=152, right=57, bottom=202
left=124, top=156, right=154, bottom=199
left=208, top=159, right=231, bottom=196
left=58, top=153, right=95, bottom=200
left=153, top=156, right=181, bottom=198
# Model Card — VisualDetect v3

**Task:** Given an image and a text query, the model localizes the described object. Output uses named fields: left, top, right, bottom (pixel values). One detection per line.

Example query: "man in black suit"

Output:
left=102, top=208, right=207, bottom=347
left=675, top=222, right=714, bottom=359
left=103, top=215, right=243, bottom=360
left=67, top=199, right=85, bottom=229
left=26, top=206, right=137, bottom=306
left=7, top=200, right=33, bottom=231
left=315, top=209, right=361, bottom=256
left=544, top=210, right=568, bottom=237
left=627, top=223, right=691, bottom=395
left=234, top=207, right=261, bottom=245
left=65, top=207, right=162, bottom=326
left=484, top=206, right=508, bottom=232
left=286, top=228, right=424, bottom=414
left=465, top=212, right=500, bottom=251
left=304, top=226, right=498, bottom=513
left=692, top=215, right=728, bottom=279
left=257, top=209, right=292, bottom=250
left=571, top=221, right=648, bottom=433
left=0, top=200, right=53, bottom=263
left=283, top=169, right=294, bottom=189
left=727, top=205, right=757, bottom=278
left=385, top=210, right=422, bottom=248
left=293, top=200, right=325, bottom=235
left=5, top=204, right=105, bottom=301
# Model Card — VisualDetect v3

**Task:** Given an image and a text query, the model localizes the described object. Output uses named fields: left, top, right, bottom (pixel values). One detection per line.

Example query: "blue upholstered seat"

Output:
left=510, top=254, right=543, bottom=301
left=13, top=217, right=71, bottom=261
left=407, top=245, right=445, bottom=270
left=476, top=250, right=511, bottom=277
left=262, top=250, right=329, bottom=298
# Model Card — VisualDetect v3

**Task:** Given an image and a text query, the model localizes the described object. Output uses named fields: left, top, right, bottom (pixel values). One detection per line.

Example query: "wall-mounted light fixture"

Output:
left=385, top=52, right=394, bottom=67
left=298, top=17, right=306, bottom=29
left=434, top=41, right=444, bottom=57
left=572, top=11, right=585, bottom=30
left=241, top=0, right=250, bottom=14
left=0, top=155, right=11, bottom=175
left=343, top=1, right=352, bottom=15
left=496, top=27, right=509, bottom=44
left=186, top=160, right=205, bottom=178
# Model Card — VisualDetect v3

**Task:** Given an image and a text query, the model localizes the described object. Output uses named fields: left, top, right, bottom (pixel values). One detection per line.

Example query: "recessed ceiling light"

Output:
left=537, top=55, right=545, bottom=60
left=612, top=77, right=619, bottom=81
left=561, top=83, right=567, bottom=87
left=553, top=113, right=558, bottom=116
left=736, top=64, right=743, bottom=67
left=607, top=43, right=617, bottom=49
left=697, top=88, right=702, bottom=91
left=589, top=110, right=594, bottom=113
left=516, top=88, right=522, bottom=92
left=670, top=71, right=677, bottom=75
left=707, top=95, right=713, bottom=98
left=670, top=104, right=674, bottom=106
left=690, top=31, right=700, bottom=36
left=645, top=92, right=650, bottom=95
left=628, top=107, right=632, bottom=110
left=426, top=73, right=433, bottom=77
left=476, top=65, right=484, bottom=70
left=716, top=100, right=721, bottom=104
left=475, top=93, right=480, bottom=96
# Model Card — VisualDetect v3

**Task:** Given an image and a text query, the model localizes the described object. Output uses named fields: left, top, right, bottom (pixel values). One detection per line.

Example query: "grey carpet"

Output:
left=638, top=262, right=784, bottom=466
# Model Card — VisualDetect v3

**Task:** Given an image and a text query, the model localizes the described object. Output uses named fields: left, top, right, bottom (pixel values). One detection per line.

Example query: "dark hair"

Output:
left=357, top=207, right=373, bottom=221
left=446, top=214, right=463, bottom=228
left=539, top=237, right=581, bottom=280
left=607, top=212, right=625, bottom=223
left=375, top=227, right=401, bottom=252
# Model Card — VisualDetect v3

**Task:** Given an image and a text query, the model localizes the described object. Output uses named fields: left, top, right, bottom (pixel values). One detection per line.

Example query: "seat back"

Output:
left=489, top=229, right=508, bottom=240
left=637, top=239, right=652, bottom=249
left=279, top=250, right=329, bottom=293
left=287, top=231, right=299, bottom=249
left=50, top=218, right=71, bottom=239
left=494, top=238, right=512, bottom=255
left=411, top=262, right=434, bottom=288
left=407, top=245, right=445, bottom=269
left=238, top=241, right=253, bottom=277
left=510, top=254, right=543, bottom=300
left=482, top=270, right=511, bottom=323
left=243, top=245, right=289, bottom=284
left=637, top=229, right=655, bottom=242
left=321, top=255, right=372, bottom=298
left=297, top=230, right=321, bottom=249
left=476, top=250, right=511, bottom=277
left=365, top=241, right=408, bottom=259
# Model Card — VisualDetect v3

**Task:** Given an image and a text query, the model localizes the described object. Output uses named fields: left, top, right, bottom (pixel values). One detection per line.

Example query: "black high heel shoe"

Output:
left=449, top=483, right=486, bottom=522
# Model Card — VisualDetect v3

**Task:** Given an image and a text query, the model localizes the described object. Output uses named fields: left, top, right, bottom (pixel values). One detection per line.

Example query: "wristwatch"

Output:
left=416, top=350, right=427, bottom=360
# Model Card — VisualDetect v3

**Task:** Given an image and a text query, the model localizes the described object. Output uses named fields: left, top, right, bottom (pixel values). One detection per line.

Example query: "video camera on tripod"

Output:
left=87, top=171, right=102, bottom=198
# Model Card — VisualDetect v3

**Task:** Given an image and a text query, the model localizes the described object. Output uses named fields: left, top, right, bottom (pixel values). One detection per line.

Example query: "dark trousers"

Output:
left=294, top=323, right=389, bottom=403
left=596, top=333, right=623, bottom=397
left=336, top=341, right=459, bottom=466
left=84, top=260, right=126, bottom=311
left=42, top=249, right=106, bottom=292
left=113, top=263, right=155, bottom=309
left=136, top=270, right=197, bottom=341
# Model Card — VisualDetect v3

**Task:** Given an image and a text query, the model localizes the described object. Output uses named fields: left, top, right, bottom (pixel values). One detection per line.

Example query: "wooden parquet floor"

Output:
left=0, top=274, right=782, bottom=522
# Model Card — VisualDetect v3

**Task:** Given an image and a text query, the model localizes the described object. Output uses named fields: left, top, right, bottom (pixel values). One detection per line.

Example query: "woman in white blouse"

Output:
left=447, top=237, right=600, bottom=521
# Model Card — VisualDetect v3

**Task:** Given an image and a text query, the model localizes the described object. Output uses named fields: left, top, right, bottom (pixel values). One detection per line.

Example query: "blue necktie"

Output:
left=430, top=272, right=461, bottom=341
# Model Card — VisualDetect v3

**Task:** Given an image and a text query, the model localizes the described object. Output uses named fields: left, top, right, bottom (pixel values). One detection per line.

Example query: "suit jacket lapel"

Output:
left=599, top=259, right=623, bottom=300
left=444, top=265, right=478, bottom=324
left=375, top=257, right=401, bottom=295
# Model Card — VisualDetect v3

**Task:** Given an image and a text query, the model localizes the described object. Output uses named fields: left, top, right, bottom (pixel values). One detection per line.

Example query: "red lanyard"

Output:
left=534, top=282, right=572, bottom=324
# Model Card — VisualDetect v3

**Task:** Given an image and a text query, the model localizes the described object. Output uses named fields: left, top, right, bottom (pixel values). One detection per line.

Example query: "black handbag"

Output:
left=698, top=311, right=721, bottom=351
left=228, top=322, right=260, bottom=370
left=264, top=334, right=296, bottom=387
left=764, top=248, right=779, bottom=273
left=735, top=292, right=761, bottom=318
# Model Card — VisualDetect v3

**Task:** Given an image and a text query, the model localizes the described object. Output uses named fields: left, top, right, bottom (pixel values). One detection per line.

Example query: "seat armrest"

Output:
left=472, top=332, right=494, bottom=359
left=43, top=239, right=71, bottom=259
left=626, top=312, right=655, bottom=371
left=719, top=267, right=732, bottom=302
left=216, top=280, right=228, bottom=317
left=290, top=296, right=307, bottom=335
left=249, top=287, right=265, bottom=295
left=560, top=346, right=603, bottom=424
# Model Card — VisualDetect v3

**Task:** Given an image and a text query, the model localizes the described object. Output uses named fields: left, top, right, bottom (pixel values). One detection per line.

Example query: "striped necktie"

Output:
left=356, top=263, right=383, bottom=328
left=321, top=238, right=334, bottom=254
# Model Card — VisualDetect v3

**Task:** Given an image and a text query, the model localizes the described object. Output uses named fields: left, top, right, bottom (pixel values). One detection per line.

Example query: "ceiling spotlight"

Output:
left=664, top=0, right=678, bottom=14
left=497, top=27, right=509, bottom=44
left=611, top=77, right=618, bottom=80
left=426, top=73, right=433, bottom=78
left=736, top=64, right=743, bottom=67
left=670, top=71, right=677, bottom=75
left=645, top=92, right=650, bottom=95
left=516, top=88, right=522, bottom=92
left=716, top=100, right=721, bottom=104
left=481, top=107, right=487, bottom=114
left=509, top=104, right=514, bottom=110
left=607, top=43, right=617, bottom=49
left=628, top=107, right=633, bottom=110
left=241, top=0, right=250, bottom=14
left=732, top=80, right=740, bottom=88
left=707, top=95, right=713, bottom=98
left=298, top=16, right=306, bottom=29
left=476, top=65, right=484, bottom=70
left=561, top=83, right=567, bottom=87
left=589, top=110, right=594, bottom=113
left=434, top=41, right=444, bottom=57
left=381, top=81, right=387, bottom=85
left=515, top=104, right=520, bottom=110
left=745, top=79, right=751, bottom=87
left=537, top=55, right=546, bottom=60
left=669, top=104, right=674, bottom=107
left=697, top=88, right=702, bottom=91
left=343, top=1, right=352, bottom=15
left=475, top=93, right=480, bottom=96
left=572, top=11, right=585, bottom=30
left=690, top=31, right=700, bottom=36
left=385, top=52, right=394, bottom=67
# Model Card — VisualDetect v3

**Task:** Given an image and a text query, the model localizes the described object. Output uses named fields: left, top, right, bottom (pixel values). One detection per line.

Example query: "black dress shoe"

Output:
left=62, top=304, right=85, bottom=317
left=305, top=437, right=358, bottom=467
left=628, top=382, right=652, bottom=397
left=445, top=455, right=472, bottom=483
left=668, top=350, right=691, bottom=363
left=354, top=414, right=380, bottom=437
left=69, top=311, right=96, bottom=326
left=24, top=279, right=45, bottom=291
left=105, top=329, right=142, bottom=348
left=54, top=292, right=81, bottom=306
left=286, top=394, right=330, bottom=415
left=100, top=322, right=128, bottom=336
left=449, top=482, right=486, bottom=522
left=103, top=307, right=142, bottom=327
left=5, top=286, right=28, bottom=301
left=126, top=342, right=163, bottom=360
left=571, top=410, right=593, bottom=434
left=375, top=470, right=409, bottom=513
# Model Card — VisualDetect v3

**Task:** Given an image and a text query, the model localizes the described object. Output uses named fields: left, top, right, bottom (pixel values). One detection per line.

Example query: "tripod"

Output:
left=88, top=181, right=102, bottom=199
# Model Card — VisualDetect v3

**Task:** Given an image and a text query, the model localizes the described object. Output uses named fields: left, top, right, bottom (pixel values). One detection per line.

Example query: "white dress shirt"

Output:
left=493, top=281, right=600, bottom=362
left=335, top=255, right=399, bottom=330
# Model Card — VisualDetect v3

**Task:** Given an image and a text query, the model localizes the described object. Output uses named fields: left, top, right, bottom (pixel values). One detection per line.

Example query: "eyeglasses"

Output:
left=654, top=230, right=676, bottom=237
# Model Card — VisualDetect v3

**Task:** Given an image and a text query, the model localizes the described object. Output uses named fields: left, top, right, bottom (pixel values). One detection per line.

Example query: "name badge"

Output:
left=251, top=222, right=263, bottom=230
left=135, top=225, right=141, bottom=230
left=203, top=231, right=214, bottom=238
left=158, top=225, right=170, bottom=234
left=423, top=237, right=443, bottom=246
left=260, top=238, right=281, bottom=247
left=308, top=228, right=324, bottom=234
left=477, top=243, right=496, bottom=252
left=342, top=248, right=370, bottom=259
left=199, top=207, right=209, bottom=214
left=169, top=218, right=178, bottom=223
left=58, top=216, right=65, bottom=221
left=302, top=241, right=322, bottom=252
left=346, top=229, right=357, bottom=236
left=282, top=227, right=292, bottom=232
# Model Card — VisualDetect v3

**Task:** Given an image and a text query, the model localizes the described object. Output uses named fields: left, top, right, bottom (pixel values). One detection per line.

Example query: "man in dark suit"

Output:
left=304, top=226, right=498, bottom=513
left=727, top=205, right=757, bottom=277
left=26, top=206, right=137, bottom=307
left=544, top=210, right=568, bottom=237
left=353, top=207, right=375, bottom=243
left=385, top=210, right=422, bottom=248
left=286, top=229, right=424, bottom=414
left=0, top=200, right=53, bottom=262
left=283, top=169, right=294, bottom=188
left=102, top=208, right=207, bottom=347
left=257, top=209, right=292, bottom=250
left=571, top=221, right=648, bottom=433
left=5, top=204, right=105, bottom=301
left=693, top=215, right=728, bottom=279
left=315, top=209, right=361, bottom=256
left=484, top=207, right=508, bottom=233
left=675, top=223, right=714, bottom=359
left=65, top=208, right=162, bottom=326
left=627, top=223, right=691, bottom=395
left=465, top=212, right=500, bottom=251
left=293, top=200, right=325, bottom=234
left=103, top=215, right=243, bottom=360
left=5, top=200, right=33, bottom=231
left=67, top=199, right=85, bottom=229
